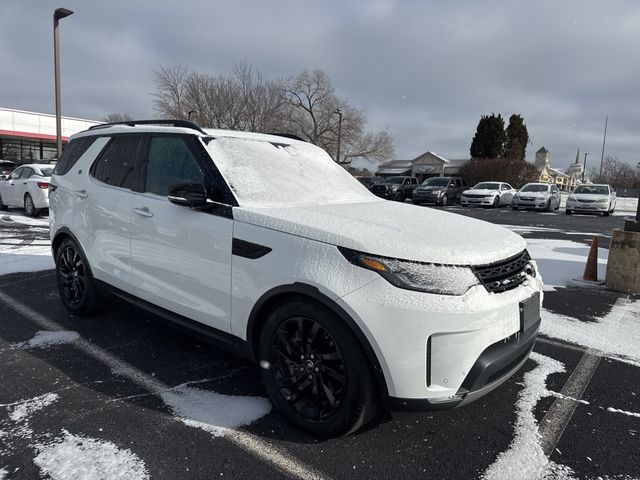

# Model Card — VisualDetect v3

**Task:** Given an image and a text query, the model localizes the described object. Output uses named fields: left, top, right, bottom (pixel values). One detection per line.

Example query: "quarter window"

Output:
left=144, top=136, right=205, bottom=196
left=20, top=168, right=34, bottom=179
left=9, top=168, right=22, bottom=180
left=91, top=135, right=142, bottom=189
left=54, top=136, right=97, bottom=176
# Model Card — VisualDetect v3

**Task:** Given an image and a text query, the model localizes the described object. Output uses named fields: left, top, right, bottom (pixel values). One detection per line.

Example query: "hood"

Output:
left=234, top=200, right=527, bottom=265
left=518, top=191, right=548, bottom=198
left=415, top=185, right=445, bottom=192
left=463, top=189, right=497, bottom=195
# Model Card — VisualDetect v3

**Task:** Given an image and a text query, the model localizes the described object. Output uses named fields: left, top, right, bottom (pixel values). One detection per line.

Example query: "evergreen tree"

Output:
left=504, top=114, right=529, bottom=161
left=469, top=114, right=506, bottom=159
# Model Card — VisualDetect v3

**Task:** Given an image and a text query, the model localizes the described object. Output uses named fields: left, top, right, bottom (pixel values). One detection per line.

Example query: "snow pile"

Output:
left=34, top=430, right=149, bottom=480
left=0, top=467, right=7, bottom=479
left=482, top=352, right=576, bottom=480
left=606, top=407, right=640, bottom=418
left=0, top=245, right=54, bottom=275
left=207, top=136, right=373, bottom=208
left=541, top=298, right=640, bottom=366
left=612, top=196, right=638, bottom=216
left=19, top=330, right=80, bottom=349
left=161, top=385, right=271, bottom=437
left=525, top=238, right=608, bottom=291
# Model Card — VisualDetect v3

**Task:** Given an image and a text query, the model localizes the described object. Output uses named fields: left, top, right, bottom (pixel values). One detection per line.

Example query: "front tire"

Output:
left=440, top=194, right=448, bottom=207
left=55, top=237, right=103, bottom=315
left=259, top=298, right=378, bottom=437
left=0, top=193, right=7, bottom=211
left=566, top=209, right=573, bottom=215
left=24, top=193, right=39, bottom=217
left=492, top=196, right=500, bottom=208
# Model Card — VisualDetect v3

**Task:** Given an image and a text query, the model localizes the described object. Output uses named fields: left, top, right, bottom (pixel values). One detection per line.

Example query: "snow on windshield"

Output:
left=474, top=182, right=499, bottom=190
left=206, top=137, right=375, bottom=208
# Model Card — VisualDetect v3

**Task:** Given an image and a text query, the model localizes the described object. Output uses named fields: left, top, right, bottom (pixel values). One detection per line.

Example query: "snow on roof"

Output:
left=547, top=167, right=570, bottom=178
left=537, top=146, right=548, bottom=153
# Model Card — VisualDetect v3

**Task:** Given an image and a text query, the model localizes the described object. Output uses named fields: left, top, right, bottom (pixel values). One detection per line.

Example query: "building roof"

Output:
left=537, top=146, right=548, bottom=153
left=547, top=167, right=570, bottom=178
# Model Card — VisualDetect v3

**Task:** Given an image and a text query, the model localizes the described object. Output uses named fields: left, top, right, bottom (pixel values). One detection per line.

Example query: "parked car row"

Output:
left=0, top=163, right=53, bottom=216
left=362, top=174, right=617, bottom=216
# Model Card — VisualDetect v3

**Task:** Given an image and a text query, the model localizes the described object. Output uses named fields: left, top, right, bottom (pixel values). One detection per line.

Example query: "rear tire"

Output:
left=492, top=196, right=500, bottom=208
left=545, top=200, right=552, bottom=212
left=258, top=298, right=379, bottom=437
left=24, top=194, right=39, bottom=217
left=565, top=209, right=572, bottom=215
left=0, top=193, right=7, bottom=211
left=55, top=237, right=103, bottom=316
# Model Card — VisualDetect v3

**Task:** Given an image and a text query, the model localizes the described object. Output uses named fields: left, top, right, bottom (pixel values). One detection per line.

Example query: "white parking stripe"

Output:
left=0, top=290, right=330, bottom=480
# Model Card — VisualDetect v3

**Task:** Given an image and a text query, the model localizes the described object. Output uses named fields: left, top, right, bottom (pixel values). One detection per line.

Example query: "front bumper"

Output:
left=511, top=199, right=547, bottom=209
left=461, top=196, right=494, bottom=206
left=412, top=192, right=442, bottom=204
left=336, top=267, right=543, bottom=405
left=566, top=201, right=609, bottom=213
left=372, top=189, right=396, bottom=199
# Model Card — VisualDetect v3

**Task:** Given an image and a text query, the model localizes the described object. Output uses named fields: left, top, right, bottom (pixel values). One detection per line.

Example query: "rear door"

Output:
left=130, top=134, right=234, bottom=332
left=2, top=167, right=24, bottom=206
left=75, top=135, right=144, bottom=291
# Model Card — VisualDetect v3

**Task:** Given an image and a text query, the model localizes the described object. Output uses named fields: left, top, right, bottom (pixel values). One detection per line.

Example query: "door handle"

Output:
left=23, top=182, right=27, bottom=185
left=76, top=189, right=88, bottom=199
left=134, top=207, right=153, bottom=217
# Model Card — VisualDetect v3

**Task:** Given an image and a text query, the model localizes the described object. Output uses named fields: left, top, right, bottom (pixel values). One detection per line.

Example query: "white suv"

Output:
left=49, top=120, right=543, bottom=436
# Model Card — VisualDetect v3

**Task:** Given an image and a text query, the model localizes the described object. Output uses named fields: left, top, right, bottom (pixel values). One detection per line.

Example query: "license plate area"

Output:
left=519, top=292, right=541, bottom=332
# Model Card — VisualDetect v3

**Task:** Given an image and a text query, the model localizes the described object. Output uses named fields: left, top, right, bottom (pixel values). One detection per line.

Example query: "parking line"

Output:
left=0, top=290, right=330, bottom=480
left=538, top=349, right=602, bottom=456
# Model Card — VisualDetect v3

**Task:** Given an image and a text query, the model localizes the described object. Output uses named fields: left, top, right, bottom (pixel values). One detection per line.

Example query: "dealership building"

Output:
left=0, top=107, right=99, bottom=165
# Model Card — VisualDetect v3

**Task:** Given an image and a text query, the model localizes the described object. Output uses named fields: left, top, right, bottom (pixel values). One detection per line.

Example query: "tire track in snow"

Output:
left=0, top=290, right=331, bottom=480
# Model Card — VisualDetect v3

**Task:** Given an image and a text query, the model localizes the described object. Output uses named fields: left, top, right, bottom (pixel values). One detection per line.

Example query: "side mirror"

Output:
left=168, top=183, right=209, bottom=209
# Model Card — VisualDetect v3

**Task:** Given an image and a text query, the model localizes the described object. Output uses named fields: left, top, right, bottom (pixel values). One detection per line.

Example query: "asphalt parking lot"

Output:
left=1, top=204, right=639, bottom=480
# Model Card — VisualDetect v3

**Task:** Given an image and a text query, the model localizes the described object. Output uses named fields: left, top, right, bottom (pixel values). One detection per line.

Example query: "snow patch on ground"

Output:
left=611, top=196, right=638, bottom=216
left=19, top=330, right=80, bottom=349
left=34, top=430, right=149, bottom=480
left=482, top=352, right=575, bottom=480
left=9, top=393, right=59, bottom=423
left=0, top=246, right=54, bottom=275
left=161, top=385, right=271, bottom=437
left=525, top=238, right=608, bottom=291
left=541, top=298, right=640, bottom=366
left=0, top=467, right=8, bottom=479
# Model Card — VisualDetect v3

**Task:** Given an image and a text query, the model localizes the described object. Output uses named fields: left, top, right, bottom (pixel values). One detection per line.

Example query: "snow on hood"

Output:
left=463, top=189, right=499, bottom=195
left=234, top=201, right=526, bottom=265
left=570, top=193, right=610, bottom=200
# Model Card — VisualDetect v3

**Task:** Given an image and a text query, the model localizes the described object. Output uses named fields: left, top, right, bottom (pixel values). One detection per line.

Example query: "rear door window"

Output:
left=54, top=136, right=97, bottom=176
left=91, top=135, right=143, bottom=190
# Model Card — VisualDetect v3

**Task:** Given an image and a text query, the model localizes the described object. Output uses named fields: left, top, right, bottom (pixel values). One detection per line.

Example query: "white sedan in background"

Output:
left=565, top=184, right=616, bottom=216
left=461, top=181, right=516, bottom=208
left=0, top=163, right=53, bottom=217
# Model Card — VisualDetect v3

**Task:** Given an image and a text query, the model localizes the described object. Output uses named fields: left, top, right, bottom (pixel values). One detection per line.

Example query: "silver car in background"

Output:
left=511, top=183, right=561, bottom=211
left=565, top=184, right=616, bottom=216
left=461, top=181, right=516, bottom=208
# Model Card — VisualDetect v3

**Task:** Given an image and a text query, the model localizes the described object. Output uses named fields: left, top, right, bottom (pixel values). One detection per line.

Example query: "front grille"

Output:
left=473, top=250, right=533, bottom=293
left=519, top=196, right=535, bottom=201
left=578, top=198, right=597, bottom=203
left=372, top=185, right=387, bottom=193
left=463, top=194, right=486, bottom=198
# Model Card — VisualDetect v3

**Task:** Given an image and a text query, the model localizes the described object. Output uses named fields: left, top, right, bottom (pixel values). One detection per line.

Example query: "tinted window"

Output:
left=54, top=136, right=97, bottom=176
left=411, top=178, right=417, bottom=184
left=145, top=136, right=205, bottom=196
left=9, top=168, right=22, bottom=180
left=386, top=177, right=405, bottom=184
left=20, top=168, right=34, bottom=178
left=454, top=178, right=462, bottom=187
left=92, top=136, right=142, bottom=189
left=37, top=167, right=54, bottom=177
left=422, top=177, right=449, bottom=187
left=521, top=184, right=549, bottom=192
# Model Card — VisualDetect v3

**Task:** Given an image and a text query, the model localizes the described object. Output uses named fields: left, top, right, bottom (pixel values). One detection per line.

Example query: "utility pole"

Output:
left=599, top=115, right=608, bottom=178
left=335, top=108, right=342, bottom=163
left=54, top=7, right=74, bottom=159
left=582, top=152, right=589, bottom=183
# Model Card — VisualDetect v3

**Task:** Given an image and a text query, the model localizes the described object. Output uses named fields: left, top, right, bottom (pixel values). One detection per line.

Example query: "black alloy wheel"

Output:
left=24, top=194, right=38, bottom=217
left=0, top=193, right=6, bottom=211
left=259, top=299, right=378, bottom=436
left=55, top=238, right=102, bottom=315
left=440, top=194, right=448, bottom=206
left=545, top=199, right=552, bottom=212
left=395, top=191, right=404, bottom=202
left=566, top=209, right=573, bottom=215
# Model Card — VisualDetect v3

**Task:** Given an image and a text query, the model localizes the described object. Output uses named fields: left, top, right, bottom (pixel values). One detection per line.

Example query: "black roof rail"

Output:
left=88, top=119, right=207, bottom=135
left=267, top=133, right=306, bottom=142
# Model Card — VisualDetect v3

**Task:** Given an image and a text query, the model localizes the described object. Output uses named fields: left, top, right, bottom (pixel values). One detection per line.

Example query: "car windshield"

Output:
left=38, top=167, right=54, bottom=177
left=474, top=182, right=500, bottom=190
left=574, top=186, right=609, bottom=195
left=205, top=136, right=374, bottom=208
left=521, top=184, right=549, bottom=193
left=422, top=177, right=449, bottom=187
left=385, top=177, right=405, bottom=184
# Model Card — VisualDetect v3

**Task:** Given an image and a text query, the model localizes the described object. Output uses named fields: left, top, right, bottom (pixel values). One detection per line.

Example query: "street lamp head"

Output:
left=54, top=8, right=73, bottom=20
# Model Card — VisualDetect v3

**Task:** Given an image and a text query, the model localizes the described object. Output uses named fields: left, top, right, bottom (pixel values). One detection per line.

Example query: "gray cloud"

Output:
left=2, top=0, right=638, bottom=170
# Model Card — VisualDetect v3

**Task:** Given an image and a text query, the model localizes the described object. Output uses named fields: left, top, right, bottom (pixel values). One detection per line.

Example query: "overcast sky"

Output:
left=2, top=1, right=639, bottom=170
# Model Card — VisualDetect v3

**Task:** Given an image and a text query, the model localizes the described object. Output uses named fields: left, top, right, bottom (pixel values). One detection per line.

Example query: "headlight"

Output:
left=339, top=248, right=479, bottom=295
left=568, top=195, right=576, bottom=202
left=596, top=197, right=608, bottom=203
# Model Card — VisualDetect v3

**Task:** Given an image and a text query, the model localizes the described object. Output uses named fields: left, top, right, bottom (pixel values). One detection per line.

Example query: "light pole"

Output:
left=188, top=110, right=196, bottom=121
left=636, top=162, right=640, bottom=223
left=582, top=152, right=589, bottom=183
left=335, top=108, right=342, bottom=163
left=54, top=7, right=73, bottom=159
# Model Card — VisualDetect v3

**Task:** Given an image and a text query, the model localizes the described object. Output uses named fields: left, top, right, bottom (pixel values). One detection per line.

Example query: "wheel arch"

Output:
left=246, top=282, right=389, bottom=397
left=51, top=227, right=93, bottom=274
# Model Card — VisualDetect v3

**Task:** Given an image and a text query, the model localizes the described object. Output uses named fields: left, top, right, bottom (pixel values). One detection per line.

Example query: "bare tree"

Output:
left=589, top=156, right=640, bottom=188
left=152, top=64, right=394, bottom=164
left=282, top=69, right=394, bottom=164
left=102, top=112, right=133, bottom=123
